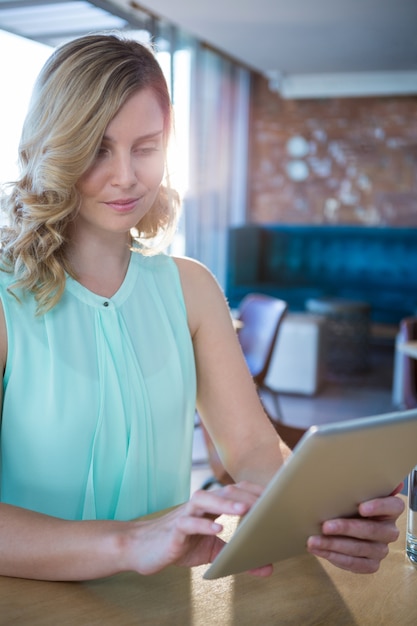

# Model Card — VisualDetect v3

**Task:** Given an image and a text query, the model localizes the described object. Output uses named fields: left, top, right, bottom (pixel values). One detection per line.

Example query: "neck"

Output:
left=66, top=231, right=133, bottom=298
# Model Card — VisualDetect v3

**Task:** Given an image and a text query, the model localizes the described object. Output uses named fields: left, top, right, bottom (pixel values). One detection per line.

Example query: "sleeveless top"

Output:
left=0, top=252, right=197, bottom=521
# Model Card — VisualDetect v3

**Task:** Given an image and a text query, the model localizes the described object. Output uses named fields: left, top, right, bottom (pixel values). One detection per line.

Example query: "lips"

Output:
left=105, top=198, right=139, bottom=212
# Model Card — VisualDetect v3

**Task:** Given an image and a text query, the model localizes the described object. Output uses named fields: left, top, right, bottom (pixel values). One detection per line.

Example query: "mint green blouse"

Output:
left=0, top=252, right=196, bottom=521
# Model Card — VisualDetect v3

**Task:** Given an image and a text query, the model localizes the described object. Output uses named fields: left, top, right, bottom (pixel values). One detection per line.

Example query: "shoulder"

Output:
left=173, top=255, right=217, bottom=283
left=172, top=256, right=229, bottom=337
left=172, top=256, right=223, bottom=301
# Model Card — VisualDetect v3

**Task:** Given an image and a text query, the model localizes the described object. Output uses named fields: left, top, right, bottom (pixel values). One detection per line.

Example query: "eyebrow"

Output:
left=102, top=130, right=164, bottom=144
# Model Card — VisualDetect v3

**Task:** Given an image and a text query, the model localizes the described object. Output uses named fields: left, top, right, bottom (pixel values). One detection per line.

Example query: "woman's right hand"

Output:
left=123, top=481, right=273, bottom=577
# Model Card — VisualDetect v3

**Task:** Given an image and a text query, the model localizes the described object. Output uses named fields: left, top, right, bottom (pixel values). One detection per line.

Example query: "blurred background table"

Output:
left=306, top=297, right=371, bottom=376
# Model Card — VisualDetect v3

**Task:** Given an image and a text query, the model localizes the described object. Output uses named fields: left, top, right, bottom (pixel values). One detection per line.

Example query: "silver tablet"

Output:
left=204, top=408, right=417, bottom=579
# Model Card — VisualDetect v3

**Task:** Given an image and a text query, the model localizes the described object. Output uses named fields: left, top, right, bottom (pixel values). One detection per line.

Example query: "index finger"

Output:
left=358, top=494, right=405, bottom=519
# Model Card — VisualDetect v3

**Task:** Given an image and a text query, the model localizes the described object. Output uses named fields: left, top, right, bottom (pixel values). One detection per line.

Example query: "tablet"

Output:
left=204, top=408, right=417, bottom=579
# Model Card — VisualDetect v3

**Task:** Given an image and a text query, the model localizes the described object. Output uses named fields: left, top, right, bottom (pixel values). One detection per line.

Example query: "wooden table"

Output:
left=0, top=496, right=416, bottom=625
left=399, top=341, right=417, bottom=359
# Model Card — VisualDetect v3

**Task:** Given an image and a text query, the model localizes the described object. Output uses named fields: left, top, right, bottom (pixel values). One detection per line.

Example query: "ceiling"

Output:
left=137, top=0, right=417, bottom=75
left=136, top=0, right=417, bottom=97
left=0, top=0, right=416, bottom=97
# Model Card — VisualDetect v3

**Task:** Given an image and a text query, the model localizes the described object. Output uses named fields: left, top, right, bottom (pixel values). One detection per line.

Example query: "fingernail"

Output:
left=360, top=502, right=372, bottom=515
left=324, top=521, right=338, bottom=533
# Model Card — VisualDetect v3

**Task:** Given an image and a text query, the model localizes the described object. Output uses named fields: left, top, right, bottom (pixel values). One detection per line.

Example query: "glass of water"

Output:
left=407, top=466, right=417, bottom=565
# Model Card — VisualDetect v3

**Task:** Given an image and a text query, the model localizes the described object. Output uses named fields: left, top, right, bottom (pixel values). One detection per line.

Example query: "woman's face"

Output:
left=75, top=88, right=166, bottom=239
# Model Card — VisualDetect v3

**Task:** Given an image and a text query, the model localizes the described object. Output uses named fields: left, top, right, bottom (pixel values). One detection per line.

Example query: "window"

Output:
left=0, top=3, right=250, bottom=287
left=0, top=29, right=52, bottom=186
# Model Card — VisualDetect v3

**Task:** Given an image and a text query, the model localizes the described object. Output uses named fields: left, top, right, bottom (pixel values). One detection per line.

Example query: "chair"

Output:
left=237, top=294, right=288, bottom=388
left=201, top=294, right=306, bottom=488
left=398, top=317, right=417, bottom=409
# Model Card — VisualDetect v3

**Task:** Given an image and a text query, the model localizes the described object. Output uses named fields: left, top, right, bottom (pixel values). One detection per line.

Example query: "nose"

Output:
left=111, top=153, right=137, bottom=188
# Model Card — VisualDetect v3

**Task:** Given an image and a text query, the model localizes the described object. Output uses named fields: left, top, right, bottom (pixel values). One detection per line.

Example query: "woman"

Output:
left=0, top=33, right=403, bottom=581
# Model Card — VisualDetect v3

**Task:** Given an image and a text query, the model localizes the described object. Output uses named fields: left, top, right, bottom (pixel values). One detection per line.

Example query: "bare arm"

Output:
left=0, top=485, right=272, bottom=581
left=174, top=256, right=290, bottom=486
left=0, top=504, right=127, bottom=580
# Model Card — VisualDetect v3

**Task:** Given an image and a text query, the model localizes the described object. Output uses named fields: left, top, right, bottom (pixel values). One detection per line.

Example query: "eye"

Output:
left=136, top=144, right=160, bottom=156
left=95, top=147, right=109, bottom=159
left=133, top=134, right=164, bottom=156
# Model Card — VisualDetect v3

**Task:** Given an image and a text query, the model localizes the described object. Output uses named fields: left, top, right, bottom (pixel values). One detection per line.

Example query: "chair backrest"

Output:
left=237, top=294, right=288, bottom=386
left=399, top=316, right=417, bottom=409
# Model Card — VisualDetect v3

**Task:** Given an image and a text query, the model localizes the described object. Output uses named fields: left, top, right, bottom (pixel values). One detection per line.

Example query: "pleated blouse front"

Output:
left=0, top=252, right=196, bottom=521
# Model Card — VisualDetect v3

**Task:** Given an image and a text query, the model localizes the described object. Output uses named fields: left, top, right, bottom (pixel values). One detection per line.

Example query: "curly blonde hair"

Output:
left=0, top=33, right=180, bottom=314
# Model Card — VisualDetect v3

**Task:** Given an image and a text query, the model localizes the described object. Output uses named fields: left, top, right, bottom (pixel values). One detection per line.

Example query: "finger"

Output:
left=189, top=482, right=263, bottom=515
left=308, top=533, right=388, bottom=559
left=306, top=538, right=383, bottom=574
left=358, top=494, right=405, bottom=519
left=232, top=481, right=265, bottom=497
left=184, top=487, right=255, bottom=520
left=174, top=534, right=228, bottom=569
left=215, top=482, right=263, bottom=501
left=175, top=515, right=224, bottom=538
left=201, top=481, right=264, bottom=504
left=248, top=563, right=274, bottom=577
left=321, top=518, right=400, bottom=544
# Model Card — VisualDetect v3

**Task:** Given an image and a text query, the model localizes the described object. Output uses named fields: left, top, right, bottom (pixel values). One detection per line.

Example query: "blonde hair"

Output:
left=0, top=33, right=180, bottom=314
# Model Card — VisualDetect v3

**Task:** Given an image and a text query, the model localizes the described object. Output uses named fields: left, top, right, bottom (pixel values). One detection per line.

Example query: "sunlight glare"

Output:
left=0, top=30, right=52, bottom=185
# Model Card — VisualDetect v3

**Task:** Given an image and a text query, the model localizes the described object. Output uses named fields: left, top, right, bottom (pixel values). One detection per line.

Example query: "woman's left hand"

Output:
left=306, top=489, right=405, bottom=573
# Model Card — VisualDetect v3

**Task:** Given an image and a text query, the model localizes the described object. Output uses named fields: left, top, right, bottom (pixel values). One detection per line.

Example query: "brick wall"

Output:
left=248, top=73, right=417, bottom=226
